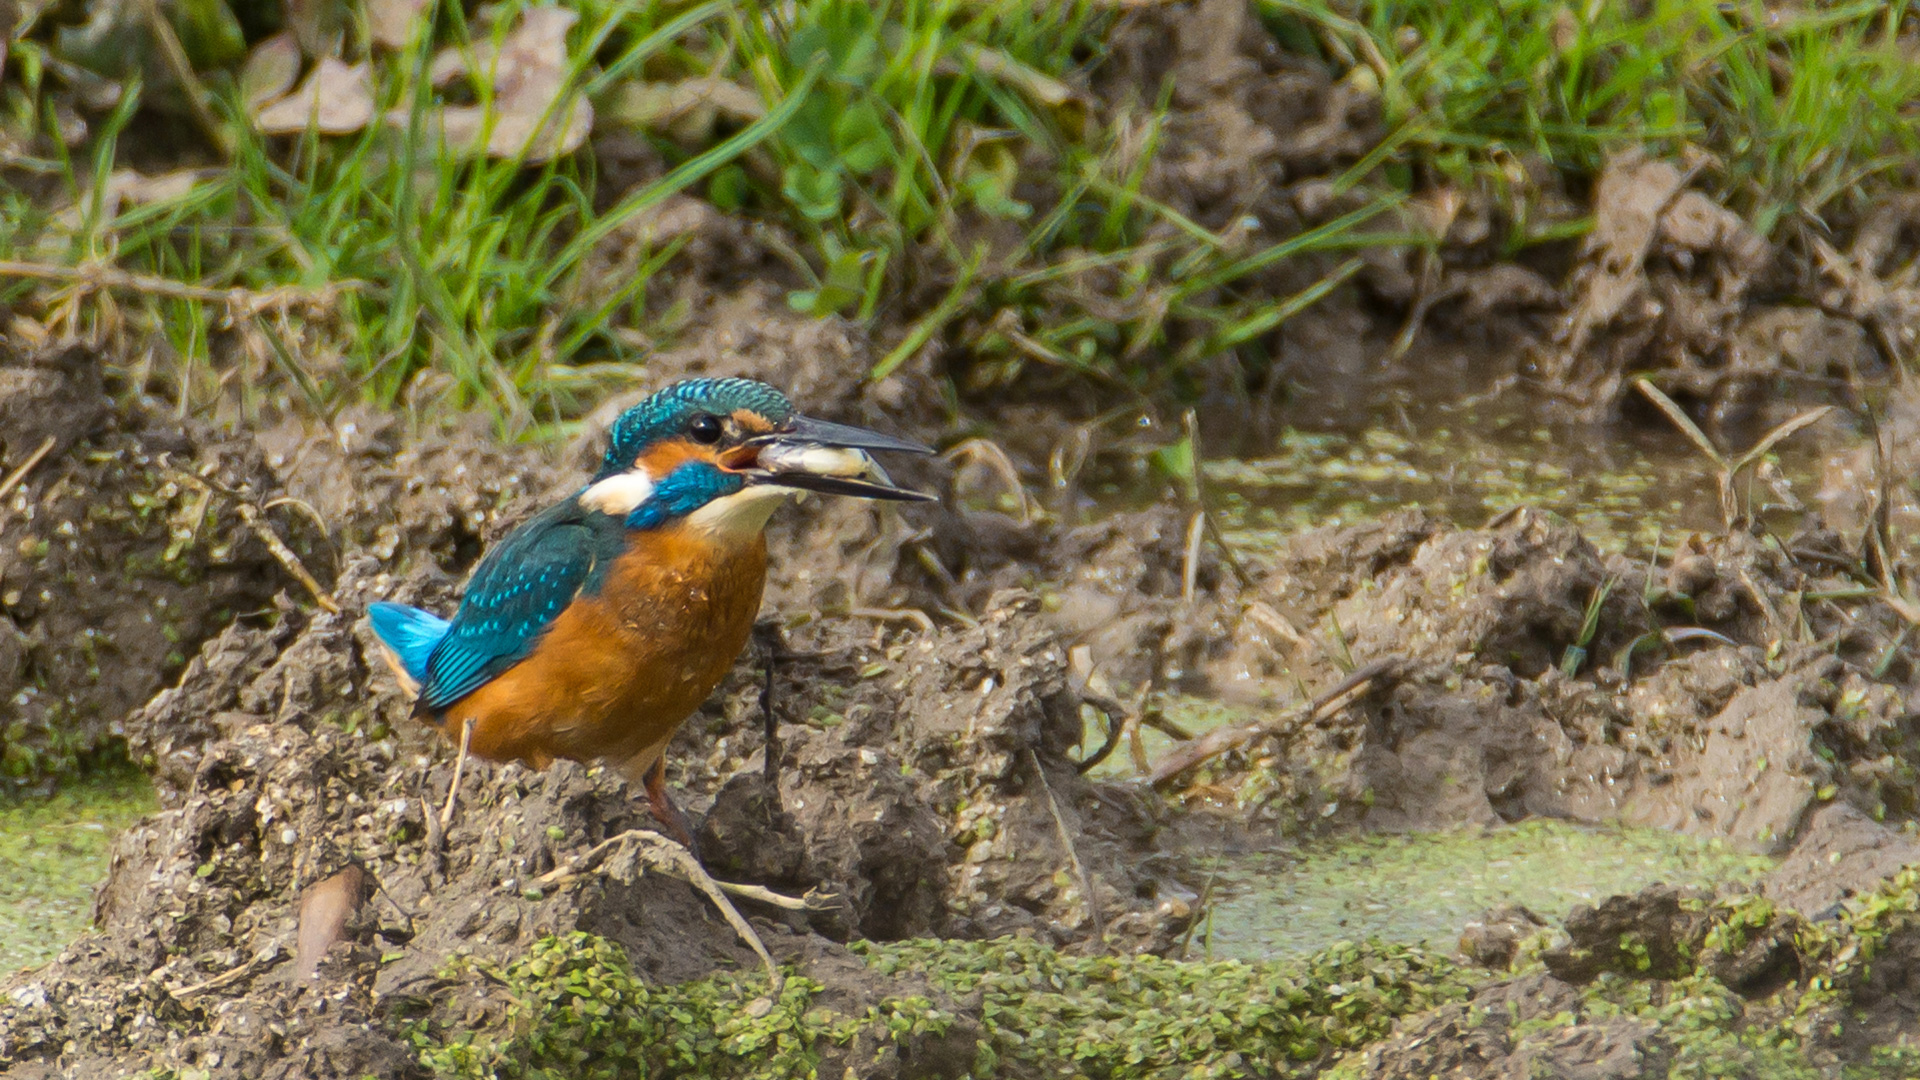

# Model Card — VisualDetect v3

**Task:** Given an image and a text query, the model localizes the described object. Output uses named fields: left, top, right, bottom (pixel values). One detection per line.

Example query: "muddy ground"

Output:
left=7, top=0, right=1920, bottom=1072
left=4, top=298, right=1920, bottom=1074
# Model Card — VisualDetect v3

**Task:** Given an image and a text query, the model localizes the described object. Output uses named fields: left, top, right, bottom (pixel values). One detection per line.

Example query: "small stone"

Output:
left=1460, top=903, right=1548, bottom=971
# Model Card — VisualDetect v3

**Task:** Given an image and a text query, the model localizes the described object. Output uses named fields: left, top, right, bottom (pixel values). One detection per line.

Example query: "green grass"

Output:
left=0, top=769, right=157, bottom=974
left=0, top=0, right=1394, bottom=425
left=3, top=0, right=1917, bottom=425
left=1266, top=0, right=1920, bottom=243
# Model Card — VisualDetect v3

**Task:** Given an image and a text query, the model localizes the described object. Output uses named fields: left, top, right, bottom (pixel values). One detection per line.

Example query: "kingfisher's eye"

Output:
left=688, top=413, right=724, bottom=444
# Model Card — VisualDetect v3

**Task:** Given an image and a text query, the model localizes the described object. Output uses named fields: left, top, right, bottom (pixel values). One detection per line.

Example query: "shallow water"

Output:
left=0, top=772, right=155, bottom=974
left=1190, top=821, right=1775, bottom=962
left=1086, top=699, right=1781, bottom=962
left=1203, top=404, right=1824, bottom=555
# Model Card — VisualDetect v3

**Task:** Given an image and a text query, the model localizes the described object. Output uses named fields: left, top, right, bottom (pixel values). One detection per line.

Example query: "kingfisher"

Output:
left=367, top=378, right=933, bottom=848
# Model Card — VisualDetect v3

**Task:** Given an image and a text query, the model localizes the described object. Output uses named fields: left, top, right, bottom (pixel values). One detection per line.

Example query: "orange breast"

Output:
left=441, top=525, right=768, bottom=771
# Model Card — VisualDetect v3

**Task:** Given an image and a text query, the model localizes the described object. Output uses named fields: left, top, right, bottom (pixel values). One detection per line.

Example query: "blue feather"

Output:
left=625, top=461, right=743, bottom=530
left=367, top=601, right=451, bottom=686
left=414, top=500, right=627, bottom=713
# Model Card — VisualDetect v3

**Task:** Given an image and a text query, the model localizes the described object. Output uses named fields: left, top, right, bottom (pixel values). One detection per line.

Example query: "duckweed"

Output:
left=0, top=769, right=157, bottom=973
left=417, top=933, right=1468, bottom=1079
left=859, top=936, right=1467, bottom=1078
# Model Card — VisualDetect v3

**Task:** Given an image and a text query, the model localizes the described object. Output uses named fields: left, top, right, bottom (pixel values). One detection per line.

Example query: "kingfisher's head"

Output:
left=582, top=378, right=934, bottom=537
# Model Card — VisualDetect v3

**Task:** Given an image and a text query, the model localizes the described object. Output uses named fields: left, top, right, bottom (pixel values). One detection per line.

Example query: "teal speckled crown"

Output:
left=599, top=378, right=795, bottom=478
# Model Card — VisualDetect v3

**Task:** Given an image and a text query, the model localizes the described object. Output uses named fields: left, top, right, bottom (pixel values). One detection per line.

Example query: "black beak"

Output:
left=771, top=415, right=935, bottom=455
left=743, top=414, right=937, bottom=502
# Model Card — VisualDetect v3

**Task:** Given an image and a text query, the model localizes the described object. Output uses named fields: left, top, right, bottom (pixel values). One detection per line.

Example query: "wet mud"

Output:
left=5, top=361, right=1918, bottom=1073
left=0, top=340, right=1189, bottom=1074
left=8, top=288, right=1920, bottom=1072
left=8, top=2, right=1920, bottom=1072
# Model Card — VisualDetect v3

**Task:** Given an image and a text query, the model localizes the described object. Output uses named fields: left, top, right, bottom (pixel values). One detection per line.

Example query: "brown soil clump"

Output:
left=1162, top=508, right=1920, bottom=855
left=0, top=343, right=317, bottom=783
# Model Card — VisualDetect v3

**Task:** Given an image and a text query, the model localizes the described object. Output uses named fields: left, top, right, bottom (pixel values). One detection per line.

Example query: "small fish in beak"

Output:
left=744, top=415, right=935, bottom=501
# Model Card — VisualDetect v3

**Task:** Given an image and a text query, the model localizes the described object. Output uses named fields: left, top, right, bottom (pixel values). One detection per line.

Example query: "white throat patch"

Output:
left=579, top=468, right=656, bottom=515
left=683, top=485, right=794, bottom=541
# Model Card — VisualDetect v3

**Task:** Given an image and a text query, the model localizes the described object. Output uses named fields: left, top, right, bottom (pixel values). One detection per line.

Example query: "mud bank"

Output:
left=0, top=555, right=1181, bottom=1076
left=1146, top=508, right=1919, bottom=852
left=5, top=437, right=1919, bottom=1075
left=0, top=343, right=307, bottom=782
left=6, top=317, right=1920, bottom=1074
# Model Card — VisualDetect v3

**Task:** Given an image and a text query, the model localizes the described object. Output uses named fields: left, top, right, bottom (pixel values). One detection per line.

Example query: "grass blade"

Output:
left=540, top=60, right=823, bottom=293
left=1730, top=406, right=1836, bottom=475
left=872, top=244, right=982, bottom=380
left=1633, top=378, right=1724, bottom=467
left=1174, top=200, right=1396, bottom=300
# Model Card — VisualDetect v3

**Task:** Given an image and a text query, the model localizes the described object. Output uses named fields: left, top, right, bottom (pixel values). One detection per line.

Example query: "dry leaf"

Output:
left=602, top=76, right=762, bottom=142
left=253, top=57, right=374, bottom=134
left=294, top=864, right=371, bottom=981
left=366, top=0, right=429, bottom=50
left=406, top=7, right=590, bottom=161
left=50, top=168, right=208, bottom=237
left=604, top=77, right=763, bottom=127
left=107, top=167, right=210, bottom=205
left=240, top=32, right=300, bottom=111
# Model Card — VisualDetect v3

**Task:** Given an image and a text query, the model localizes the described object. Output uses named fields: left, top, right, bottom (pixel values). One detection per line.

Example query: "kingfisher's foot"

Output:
left=753, top=619, right=785, bottom=783
left=644, top=756, right=703, bottom=862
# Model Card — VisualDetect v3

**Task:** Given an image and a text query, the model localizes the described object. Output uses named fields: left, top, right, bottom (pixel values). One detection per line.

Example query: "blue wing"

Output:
left=417, top=499, right=626, bottom=713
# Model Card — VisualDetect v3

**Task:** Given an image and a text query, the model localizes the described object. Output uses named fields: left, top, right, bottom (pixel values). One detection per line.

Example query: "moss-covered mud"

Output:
left=404, top=869, right=1920, bottom=1079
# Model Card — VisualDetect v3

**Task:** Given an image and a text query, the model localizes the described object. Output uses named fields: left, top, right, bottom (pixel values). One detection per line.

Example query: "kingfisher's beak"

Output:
left=741, top=415, right=936, bottom=502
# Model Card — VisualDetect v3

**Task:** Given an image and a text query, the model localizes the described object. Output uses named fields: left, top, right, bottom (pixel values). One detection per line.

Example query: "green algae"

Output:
left=1319, top=877, right=1920, bottom=1078
left=0, top=770, right=157, bottom=974
left=863, top=936, right=1466, bottom=1078
left=414, top=933, right=1469, bottom=1080
left=410, top=857, right=1920, bottom=1080
left=1196, top=821, right=1776, bottom=963
left=415, top=933, right=961, bottom=1080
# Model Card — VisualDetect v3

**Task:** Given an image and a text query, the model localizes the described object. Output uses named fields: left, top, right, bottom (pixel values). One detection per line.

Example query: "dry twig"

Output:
left=0, top=435, right=57, bottom=504
left=167, top=941, right=287, bottom=999
left=850, top=606, right=936, bottom=636
left=0, top=259, right=360, bottom=311
left=163, top=466, right=339, bottom=613
left=535, top=829, right=788, bottom=990
left=1148, top=657, right=1405, bottom=789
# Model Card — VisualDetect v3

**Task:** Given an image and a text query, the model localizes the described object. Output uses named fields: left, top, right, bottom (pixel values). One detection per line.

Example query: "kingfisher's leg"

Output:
left=644, top=754, right=702, bottom=859
left=753, top=619, right=783, bottom=784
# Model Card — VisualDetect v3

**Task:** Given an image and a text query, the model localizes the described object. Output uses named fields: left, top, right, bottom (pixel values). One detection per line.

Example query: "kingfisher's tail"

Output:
left=367, top=601, right=450, bottom=693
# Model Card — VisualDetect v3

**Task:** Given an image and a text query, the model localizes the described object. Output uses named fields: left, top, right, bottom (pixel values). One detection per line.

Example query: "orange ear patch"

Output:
left=730, top=408, right=776, bottom=435
left=633, top=438, right=718, bottom=477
